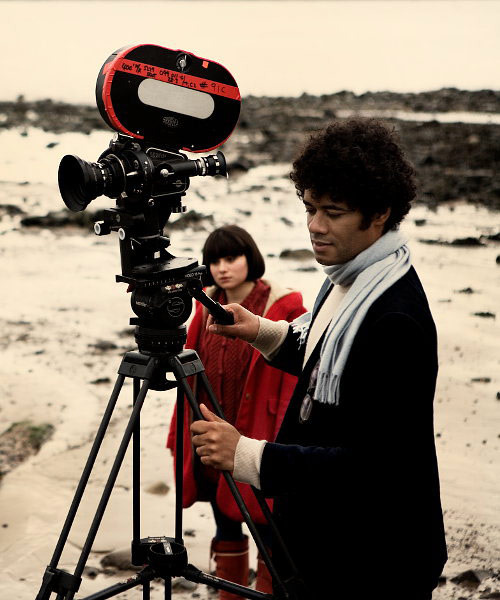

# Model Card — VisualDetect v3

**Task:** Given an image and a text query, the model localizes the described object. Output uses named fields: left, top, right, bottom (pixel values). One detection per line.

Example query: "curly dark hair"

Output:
left=290, top=118, right=416, bottom=231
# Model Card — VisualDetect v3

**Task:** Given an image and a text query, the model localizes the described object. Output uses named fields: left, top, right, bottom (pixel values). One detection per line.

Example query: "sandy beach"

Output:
left=0, top=118, right=499, bottom=599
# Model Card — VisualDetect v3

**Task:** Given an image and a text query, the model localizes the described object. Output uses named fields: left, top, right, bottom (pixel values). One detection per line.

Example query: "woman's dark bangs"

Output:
left=204, top=231, right=245, bottom=264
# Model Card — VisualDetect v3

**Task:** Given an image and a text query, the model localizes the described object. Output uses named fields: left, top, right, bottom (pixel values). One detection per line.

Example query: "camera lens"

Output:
left=58, top=155, right=106, bottom=212
left=201, top=151, right=226, bottom=177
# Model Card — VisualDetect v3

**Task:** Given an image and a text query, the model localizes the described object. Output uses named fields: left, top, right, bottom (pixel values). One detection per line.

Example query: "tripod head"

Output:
left=57, top=44, right=241, bottom=352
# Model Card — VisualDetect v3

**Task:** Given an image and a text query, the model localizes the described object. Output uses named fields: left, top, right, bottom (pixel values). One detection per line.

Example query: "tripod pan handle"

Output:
left=187, top=280, right=235, bottom=325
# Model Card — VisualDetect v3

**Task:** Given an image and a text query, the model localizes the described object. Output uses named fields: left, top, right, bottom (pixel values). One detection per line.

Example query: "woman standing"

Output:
left=167, top=225, right=305, bottom=598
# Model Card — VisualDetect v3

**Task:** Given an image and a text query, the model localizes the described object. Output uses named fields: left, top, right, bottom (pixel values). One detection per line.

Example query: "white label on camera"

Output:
left=138, top=79, right=215, bottom=120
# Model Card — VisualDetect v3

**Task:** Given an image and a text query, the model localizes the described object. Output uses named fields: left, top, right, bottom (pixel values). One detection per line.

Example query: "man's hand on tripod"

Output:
left=191, top=404, right=241, bottom=471
left=206, top=303, right=260, bottom=342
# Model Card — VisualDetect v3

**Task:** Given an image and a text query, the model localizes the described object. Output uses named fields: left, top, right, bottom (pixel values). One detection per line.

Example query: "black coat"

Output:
left=260, top=267, right=447, bottom=599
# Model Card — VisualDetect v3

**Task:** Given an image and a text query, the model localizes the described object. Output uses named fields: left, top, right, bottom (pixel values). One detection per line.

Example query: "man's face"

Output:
left=303, top=190, right=388, bottom=266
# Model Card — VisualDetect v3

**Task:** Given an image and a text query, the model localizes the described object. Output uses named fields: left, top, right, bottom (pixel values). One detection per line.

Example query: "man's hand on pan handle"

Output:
left=206, top=303, right=260, bottom=342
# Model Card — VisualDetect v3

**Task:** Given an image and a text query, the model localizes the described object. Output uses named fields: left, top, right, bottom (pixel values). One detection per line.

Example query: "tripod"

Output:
left=34, top=317, right=303, bottom=600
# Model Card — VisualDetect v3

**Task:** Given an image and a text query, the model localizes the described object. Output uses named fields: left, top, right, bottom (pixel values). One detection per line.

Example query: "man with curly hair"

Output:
left=191, top=119, right=447, bottom=599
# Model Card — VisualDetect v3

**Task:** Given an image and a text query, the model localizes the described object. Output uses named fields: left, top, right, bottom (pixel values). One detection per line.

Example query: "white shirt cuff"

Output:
left=251, top=317, right=289, bottom=360
left=233, top=436, right=267, bottom=490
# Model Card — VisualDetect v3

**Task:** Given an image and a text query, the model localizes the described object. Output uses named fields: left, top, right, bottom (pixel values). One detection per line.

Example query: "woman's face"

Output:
left=209, top=254, right=249, bottom=290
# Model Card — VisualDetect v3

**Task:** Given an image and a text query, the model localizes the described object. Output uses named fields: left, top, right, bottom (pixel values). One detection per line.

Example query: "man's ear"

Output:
left=372, top=207, right=391, bottom=227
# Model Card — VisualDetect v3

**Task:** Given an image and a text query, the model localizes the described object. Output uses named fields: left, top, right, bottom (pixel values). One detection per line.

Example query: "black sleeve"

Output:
left=260, top=441, right=352, bottom=495
left=265, top=325, right=306, bottom=377
left=259, top=311, right=437, bottom=497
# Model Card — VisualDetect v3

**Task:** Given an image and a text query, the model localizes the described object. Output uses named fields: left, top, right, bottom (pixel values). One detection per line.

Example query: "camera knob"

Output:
left=94, top=221, right=111, bottom=236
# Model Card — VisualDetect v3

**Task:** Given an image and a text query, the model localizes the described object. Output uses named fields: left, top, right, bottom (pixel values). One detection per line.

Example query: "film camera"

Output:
left=58, top=44, right=241, bottom=352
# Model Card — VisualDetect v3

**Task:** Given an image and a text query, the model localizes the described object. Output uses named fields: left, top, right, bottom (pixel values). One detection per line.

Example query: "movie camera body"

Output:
left=58, top=44, right=241, bottom=352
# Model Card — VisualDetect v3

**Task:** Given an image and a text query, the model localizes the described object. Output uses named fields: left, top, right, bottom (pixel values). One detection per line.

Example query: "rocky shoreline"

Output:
left=1, top=88, right=500, bottom=210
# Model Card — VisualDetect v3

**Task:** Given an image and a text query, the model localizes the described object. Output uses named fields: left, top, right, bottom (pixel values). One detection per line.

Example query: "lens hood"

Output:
left=58, top=155, right=104, bottom=212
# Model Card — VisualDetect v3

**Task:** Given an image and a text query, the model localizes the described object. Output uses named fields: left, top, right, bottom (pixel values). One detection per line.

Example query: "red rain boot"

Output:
left=211, top=536, right=249, bottom=600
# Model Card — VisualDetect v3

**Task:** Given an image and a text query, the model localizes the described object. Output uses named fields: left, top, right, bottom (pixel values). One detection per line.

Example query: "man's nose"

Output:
left=308, top=212, right=328, bottom=234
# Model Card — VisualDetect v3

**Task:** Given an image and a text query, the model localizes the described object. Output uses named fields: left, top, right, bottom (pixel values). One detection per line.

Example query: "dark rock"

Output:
left=486, top=232, right=500, bottom=241
left=421, top=155, right=437, bottom=166
left=184, top=529, right=196, bottom=537
left=450, top=570, right=481, bottom=588
left=496, top=255, right=500, bottom=265
left=118, top=328, right=134, bottom=338
left=88, top=340, right=118, bottom=353
left=279, top=248, right=314, bottom=260
left=83, top=566, right=100, bottom=579
left=20, top=209, right=103, bottom=229
left=472, top=312, right=496, bottom=319
left=456, top=287, right=475, bottom=294
left=89, top=377, right=111, bottom=385
left=451, top=237, right=486, bottom=247
left=421, top=237, right=486, bottom=247
left=0, top=204, right=26, bottom=217
left=451, top=569, right=495, bottom=588
left=167, top=210, right=214, bottom=232
left=418, top=239, right=443, bottom=246
left=295, top=266, right=318, bottom=272
left=471, top=377, right=492, bottom=383
left=46, top=141, right=59, bottom=149
left=172, top=577, right=197, bottom=591
left=101, top=548, right=138, bottom=572
left=227, top=157, right=255, bottom=173
left=414, top=219, right=427, bottom=226
left=145, top=481, right=170, bottom=495
left=281, top=217, right=294, bottom=227
left=0, top=421, right=54, bottom=478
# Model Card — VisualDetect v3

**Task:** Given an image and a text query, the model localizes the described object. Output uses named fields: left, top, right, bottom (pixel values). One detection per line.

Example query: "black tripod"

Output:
left=34, top=306, right=303, bottom=600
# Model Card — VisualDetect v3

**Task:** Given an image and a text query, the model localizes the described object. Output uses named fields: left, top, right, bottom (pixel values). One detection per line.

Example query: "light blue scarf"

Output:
left=291, top=229, right=411, bottom=405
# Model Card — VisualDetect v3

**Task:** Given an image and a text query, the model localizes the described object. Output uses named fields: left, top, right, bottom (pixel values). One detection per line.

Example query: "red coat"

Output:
left=167, top=280, right=306, bottom=523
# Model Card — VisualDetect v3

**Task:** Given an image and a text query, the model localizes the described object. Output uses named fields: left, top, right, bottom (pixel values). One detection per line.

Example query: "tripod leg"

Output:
left=164, top=577, right=172, bottom=600
left=78, top=567, right=155, bottom=600
left=174, top=385, right=184, bottom=544
left=49, top=374, right=126, bottom=569
left=65, top=377, right=152, bottom=600
left=133, top=377, right=141, bottom=544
